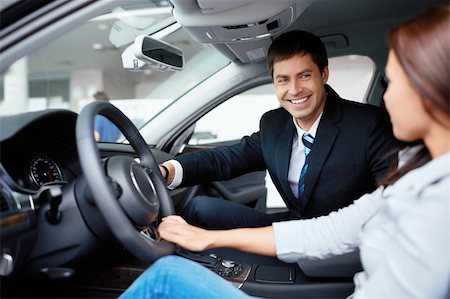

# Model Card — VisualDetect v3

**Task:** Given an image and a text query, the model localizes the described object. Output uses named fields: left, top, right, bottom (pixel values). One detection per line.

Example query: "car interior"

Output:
left=0, top=0, right=446, bottom=298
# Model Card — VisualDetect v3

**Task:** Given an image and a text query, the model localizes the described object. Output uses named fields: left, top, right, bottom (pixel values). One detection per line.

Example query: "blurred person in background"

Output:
left=93, top=91, right=121, bottom=142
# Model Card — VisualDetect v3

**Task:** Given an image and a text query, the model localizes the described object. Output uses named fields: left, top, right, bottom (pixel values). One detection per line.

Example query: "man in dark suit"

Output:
left=160, top=30, right=399, bottom=229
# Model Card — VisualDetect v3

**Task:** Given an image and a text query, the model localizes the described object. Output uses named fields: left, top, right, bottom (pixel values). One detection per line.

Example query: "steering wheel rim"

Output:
left=76, top=101, right=175, bottom=262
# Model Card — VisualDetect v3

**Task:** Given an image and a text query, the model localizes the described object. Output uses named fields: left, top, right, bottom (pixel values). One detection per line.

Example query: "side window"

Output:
left=188, top=84, right=280, bottom=145
left=327, top=55, right=375, bottom=103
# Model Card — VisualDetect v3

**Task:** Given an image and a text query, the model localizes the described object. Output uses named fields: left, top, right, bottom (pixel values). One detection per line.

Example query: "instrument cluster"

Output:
left=28, top=154, right=66, bottom=187
left=0, top=141, right=77, bottom=191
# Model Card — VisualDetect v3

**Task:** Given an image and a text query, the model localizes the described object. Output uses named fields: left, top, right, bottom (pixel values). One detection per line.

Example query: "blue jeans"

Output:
left=120, top=255, right=259, bottom=299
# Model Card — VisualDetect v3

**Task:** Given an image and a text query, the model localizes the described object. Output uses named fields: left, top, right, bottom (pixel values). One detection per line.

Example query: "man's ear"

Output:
left=322, top=66, right=329, bottom=83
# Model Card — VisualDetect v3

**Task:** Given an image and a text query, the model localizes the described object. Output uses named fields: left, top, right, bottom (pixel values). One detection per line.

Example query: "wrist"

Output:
left=204, top=230, right=217, bottom=250
left=160, top=164, right=169, bottom=181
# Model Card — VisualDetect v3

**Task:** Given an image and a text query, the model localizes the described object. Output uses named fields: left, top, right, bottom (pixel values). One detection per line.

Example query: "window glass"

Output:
left=0, top=0, right=230, bottom=141
left=327, top=55, right=375, bottom=103
left=189, top=84, right=279, bottom=145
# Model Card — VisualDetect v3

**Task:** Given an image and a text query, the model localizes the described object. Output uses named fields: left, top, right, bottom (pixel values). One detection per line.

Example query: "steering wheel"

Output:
left=76, top=101, right=175, bottom=262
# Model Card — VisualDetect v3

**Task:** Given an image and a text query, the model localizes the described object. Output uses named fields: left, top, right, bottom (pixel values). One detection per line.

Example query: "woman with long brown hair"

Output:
left=121, top=5, right=450, bottom=299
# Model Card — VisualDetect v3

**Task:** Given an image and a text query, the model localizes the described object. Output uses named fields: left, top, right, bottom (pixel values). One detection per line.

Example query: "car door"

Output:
left=171, top=83, right=280, bottom=212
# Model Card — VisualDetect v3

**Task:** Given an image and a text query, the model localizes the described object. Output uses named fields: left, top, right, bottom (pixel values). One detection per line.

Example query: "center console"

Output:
left=175, top=247, right=251, bottom=288
left=176, top=247, right=356, bottom=298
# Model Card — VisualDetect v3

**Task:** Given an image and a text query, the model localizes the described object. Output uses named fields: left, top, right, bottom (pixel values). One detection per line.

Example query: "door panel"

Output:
left=179, top=141, right=268, bottom=211
left=177, top=84, right=279, bottom=211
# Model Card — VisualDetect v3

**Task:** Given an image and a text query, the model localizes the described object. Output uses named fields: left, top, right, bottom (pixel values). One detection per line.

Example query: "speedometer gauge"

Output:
left=30, top=154, right=64, bottom=186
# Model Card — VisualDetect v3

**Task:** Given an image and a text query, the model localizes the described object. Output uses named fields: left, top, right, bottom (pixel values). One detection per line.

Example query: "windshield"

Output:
left=0, top=0, right=230, bottom=140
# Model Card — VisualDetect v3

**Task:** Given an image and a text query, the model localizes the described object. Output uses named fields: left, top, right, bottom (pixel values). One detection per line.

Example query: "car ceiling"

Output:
left=171, top=0, right=447, bottom=68
left=0, top=0, right=446, bottom=78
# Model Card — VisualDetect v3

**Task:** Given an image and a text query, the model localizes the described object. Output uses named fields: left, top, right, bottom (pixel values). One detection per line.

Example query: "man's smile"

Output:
left=286, top=93, right=313, bottom=106
left=288, top=95, right=310, bottom=104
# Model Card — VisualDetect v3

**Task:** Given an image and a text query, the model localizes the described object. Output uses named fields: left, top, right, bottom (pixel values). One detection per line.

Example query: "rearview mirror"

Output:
left=133, top=35, right=184, bottom=71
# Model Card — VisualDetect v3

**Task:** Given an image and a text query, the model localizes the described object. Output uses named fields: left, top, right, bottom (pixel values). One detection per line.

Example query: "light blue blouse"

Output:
left=273, top=147, right=450, bottom=298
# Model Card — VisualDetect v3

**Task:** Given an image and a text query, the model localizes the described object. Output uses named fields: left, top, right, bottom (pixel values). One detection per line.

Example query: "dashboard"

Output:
left=0, top=109, right=121, bottom=282
left=0, top=109, right=183, bottom=284
left=0, top=110, right=80, bottom=192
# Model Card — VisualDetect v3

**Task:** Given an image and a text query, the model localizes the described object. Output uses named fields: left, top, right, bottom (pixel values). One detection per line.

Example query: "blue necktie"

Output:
left=298, top=133, right=314, bottom=201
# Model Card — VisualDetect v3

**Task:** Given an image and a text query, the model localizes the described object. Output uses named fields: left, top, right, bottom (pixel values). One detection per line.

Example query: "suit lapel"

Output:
left=275, top=120, right=299, bottom=207
left=301, top=86, right=341, bottom=209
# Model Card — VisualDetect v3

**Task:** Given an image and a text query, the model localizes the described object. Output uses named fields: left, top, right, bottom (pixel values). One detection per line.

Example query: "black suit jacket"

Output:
left=176, top=86, right=399, bottom=219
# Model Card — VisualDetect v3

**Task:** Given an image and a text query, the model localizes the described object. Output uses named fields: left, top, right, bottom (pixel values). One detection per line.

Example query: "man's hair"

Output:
left=267, top=30, right=328, bottom=78
left=93, top=91, right=109, bottom=101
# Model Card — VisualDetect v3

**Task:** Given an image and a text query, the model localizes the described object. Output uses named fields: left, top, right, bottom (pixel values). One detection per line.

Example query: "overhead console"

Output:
left=170, top=0, right=312, bottom=63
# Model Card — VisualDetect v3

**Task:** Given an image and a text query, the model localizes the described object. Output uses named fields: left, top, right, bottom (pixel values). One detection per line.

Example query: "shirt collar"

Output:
left=385, top=146, right=450, bottom=196
left=292, top=112, right=323, bottom=139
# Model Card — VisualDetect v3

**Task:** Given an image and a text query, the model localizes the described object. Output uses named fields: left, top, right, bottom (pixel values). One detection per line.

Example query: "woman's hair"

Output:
left=382, top=4, right=449, bottom=186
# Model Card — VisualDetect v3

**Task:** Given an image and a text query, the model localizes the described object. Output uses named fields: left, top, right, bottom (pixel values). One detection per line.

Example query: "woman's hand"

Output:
left=158, top=215, right=213, bottom=252
left=158, top=215, right=277, bottom=257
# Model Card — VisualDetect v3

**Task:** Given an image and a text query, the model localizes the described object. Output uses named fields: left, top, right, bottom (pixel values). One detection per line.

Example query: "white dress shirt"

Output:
left=273, top=146, right=450, bottom=298
left=288, top=113, right=322, bottom=198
